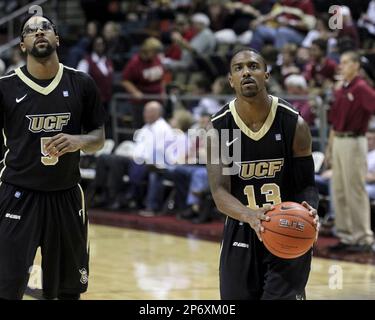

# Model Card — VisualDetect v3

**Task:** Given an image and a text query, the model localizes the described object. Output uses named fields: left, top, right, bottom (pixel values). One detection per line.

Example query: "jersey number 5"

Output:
left=40, top=137, right=58, bottom=166
left=244, top=183, right=281, bottom=209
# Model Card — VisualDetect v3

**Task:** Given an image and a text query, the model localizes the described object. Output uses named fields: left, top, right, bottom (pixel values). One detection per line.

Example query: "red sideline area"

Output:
left=89, top=209, right=375, bottom=265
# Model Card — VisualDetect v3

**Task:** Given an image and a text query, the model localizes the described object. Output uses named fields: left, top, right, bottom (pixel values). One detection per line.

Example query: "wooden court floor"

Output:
left=27, top=224, right=375, bottom=300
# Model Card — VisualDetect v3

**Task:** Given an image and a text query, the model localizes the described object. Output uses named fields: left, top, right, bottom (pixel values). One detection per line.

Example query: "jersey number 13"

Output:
left=244, top=183, right=281, bottom=209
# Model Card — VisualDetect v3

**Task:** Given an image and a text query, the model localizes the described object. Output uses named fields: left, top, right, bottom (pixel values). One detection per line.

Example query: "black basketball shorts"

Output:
left=0, top=182, right=89, bottom=299
left=219, top=217, right=312, bottom=300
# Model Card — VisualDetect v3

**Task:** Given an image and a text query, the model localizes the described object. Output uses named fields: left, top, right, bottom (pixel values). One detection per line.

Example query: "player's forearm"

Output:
left=212, top=187, right=254, bottom=222
left=80, top=127, right=105, bottom=153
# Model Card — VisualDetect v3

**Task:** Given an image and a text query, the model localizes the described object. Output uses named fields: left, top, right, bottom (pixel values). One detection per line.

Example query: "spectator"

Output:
left=122, top=37, right=165, bottom=128
left=260, top=45, right=283, bottom=95
left=301, top=14, right=337, bottom=64
left=279, top=43, right=300, bottom=82
left=5, top=47, right=25, bottom=73
left=327, top=51, right=375, bottom=253
left=358, top=0, right=375, bottom=47
left=221, top=0, right=261, bottom=41
left=303, top=38, right=337, bottom=95
left=92, top=101, right=174, bottom=210
left=162, top=14, right=196, bottom=63
left=77, top=36, right=114, bottom=138
left=366, top=128, right=375, bottom=199
left=360, top=55, right=375, bottom=88
left=171, top=110, right=211, bottom=223
left=284, top=74, right=315, bottom=126
left=66, top=21, right=99, bottom=68
left=302, top=14, right=333, bottom=48
left=316, top=126, right=375, bottom=236
left=147, top=0, right=176, bottom=32
left=337, top=6, right=360, bottom=50
left=250, top=0, right=316, bottom=50
left=102, top=21, right=131, bottom=71
left=192, top=76, right=232, bottom=120
left=207, top=0, right=231, bottom=32
left=164, top=13, right=216, bottom=71
left=209, top=0, right=254, bottom=45
left=139, top=109, right=194, bottom=217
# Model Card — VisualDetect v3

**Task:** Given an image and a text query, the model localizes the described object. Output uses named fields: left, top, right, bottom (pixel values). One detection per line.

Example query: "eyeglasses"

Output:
left=22, top=21, right=55, bottom=37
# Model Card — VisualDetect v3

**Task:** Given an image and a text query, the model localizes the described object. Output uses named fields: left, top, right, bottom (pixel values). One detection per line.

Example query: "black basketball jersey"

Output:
left=211, top=96, right=299, bottom=213
left=0, top=64, right=105, bottom=191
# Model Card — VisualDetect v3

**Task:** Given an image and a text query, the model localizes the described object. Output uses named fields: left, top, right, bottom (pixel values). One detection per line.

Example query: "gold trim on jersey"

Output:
left=229, top=95, right=278, bottom=141
left=0, top=129, right=9, bottom=180
left=211, top=109, right=231, bottom=122
left=0, top=72, right=16, bottom=80
left=278, top=102, right=299, bottom=115
left=77, top=183, right=89, bottom=254
left=14, top=63, right=64, bottom=95
left=218, top=216, right=228, bottom=267
left=77, top=183, right=86, bottom=225
left=63, top=65, right=80, bottom=72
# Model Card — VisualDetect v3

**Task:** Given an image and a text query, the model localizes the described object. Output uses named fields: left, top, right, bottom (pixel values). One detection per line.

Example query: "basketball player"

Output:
left=0, top=15, right=105, bottom=299
left=207, top=48, right=319, bottom=300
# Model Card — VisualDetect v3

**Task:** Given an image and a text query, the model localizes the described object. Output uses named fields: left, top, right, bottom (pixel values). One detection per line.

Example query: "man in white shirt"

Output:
left=92, top=101, right=174, bottom=210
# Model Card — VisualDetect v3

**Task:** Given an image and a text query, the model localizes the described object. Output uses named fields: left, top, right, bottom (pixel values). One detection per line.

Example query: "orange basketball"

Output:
left=261, top=201, right=317, bottom=259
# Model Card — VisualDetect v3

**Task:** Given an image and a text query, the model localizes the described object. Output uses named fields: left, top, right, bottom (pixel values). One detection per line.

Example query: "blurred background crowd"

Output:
left=1, top=0, right=375, bottom=237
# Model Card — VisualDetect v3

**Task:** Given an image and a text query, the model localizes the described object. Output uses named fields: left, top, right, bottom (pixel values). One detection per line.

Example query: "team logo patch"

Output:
left=275, top=133, right=282, bottom=141
left=63, top=90, right=69, bottom=97
left=79, top=268, right=88, bottom=284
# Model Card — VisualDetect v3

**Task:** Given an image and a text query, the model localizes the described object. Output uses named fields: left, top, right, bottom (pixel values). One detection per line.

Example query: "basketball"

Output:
left=261, top=202, right=317, bottom=259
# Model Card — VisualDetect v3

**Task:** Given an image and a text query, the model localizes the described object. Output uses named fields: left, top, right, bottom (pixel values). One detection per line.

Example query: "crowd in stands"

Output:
left=2, top=0, right=375, bottom=235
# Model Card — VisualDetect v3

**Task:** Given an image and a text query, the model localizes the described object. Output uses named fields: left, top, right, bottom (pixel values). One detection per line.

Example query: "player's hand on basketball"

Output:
left=45, top=133, right=83, bottom=157
left=245, top=204, right=272, bottom=242
left=301, top=201, right=320, bottom=242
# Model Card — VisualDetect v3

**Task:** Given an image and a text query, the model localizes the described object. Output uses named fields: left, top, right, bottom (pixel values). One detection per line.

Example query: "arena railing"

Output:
left=110, top=93, right=328, bottom=152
